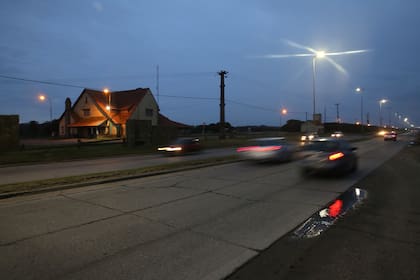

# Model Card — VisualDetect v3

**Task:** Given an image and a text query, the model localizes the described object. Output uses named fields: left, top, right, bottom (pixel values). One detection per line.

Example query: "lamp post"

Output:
left=312, top=51, right=325, bottom=121
left=379, top=99, right=387, bottom=127
left=103, top=88, right=111, bottom=135
left=280, top=108, right=287, bottom=127
left=38, top=94, right=53, bottom=136
left=355, top=87, right=364, bottom=125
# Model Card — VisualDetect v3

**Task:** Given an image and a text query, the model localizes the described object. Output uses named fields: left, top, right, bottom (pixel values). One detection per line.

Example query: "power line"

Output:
left=0, top=74, right=87, bottom=89
left=227, top=99, right=277, bottom=112
left=159, top=94, right=218, bottom=100
left=1, top=73, right=280, bottom=113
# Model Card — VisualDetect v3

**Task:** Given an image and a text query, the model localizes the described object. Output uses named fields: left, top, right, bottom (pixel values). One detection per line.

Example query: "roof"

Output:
left=68, top=117, right=107, bottom=127
left=85, top=88, right=150, bottom=124
left=158, top=113, right=191, bottom=128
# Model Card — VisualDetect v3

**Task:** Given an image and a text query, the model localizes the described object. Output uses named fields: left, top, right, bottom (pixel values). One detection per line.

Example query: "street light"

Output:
left=280, top=108, right=288, bottom=127
left=103, top=88, right=112, bottom=135
left=379, top=99, right=387, bottom=127
left=38, top=94, right=53, bottom=136
left=312, top=51, right=326, bottom=120
left=38, top=94, right=52, bottom=122
left=355, top=87, right=364, bottom=125
left=103, top=88, right=111, bottom=111
left=260, top=40, right=369, bottom=122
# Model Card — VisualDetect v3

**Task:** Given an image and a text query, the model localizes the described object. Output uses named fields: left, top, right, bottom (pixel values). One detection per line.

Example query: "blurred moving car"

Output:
left=300, top=138, right=358, bottom=176
left=384, top=131, right=397, bottom=141
left=331, top=131, right=344, bottom=138
left=301, top=132, right=318, bottom=142
left=377, top=130, right=387, bottom=136
left=237, top=137, right=295, bottom=162
left=158, top=138, right=202, bottom=155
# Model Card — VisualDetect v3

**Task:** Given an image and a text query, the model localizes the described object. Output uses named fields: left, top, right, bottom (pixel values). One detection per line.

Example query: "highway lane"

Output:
left=0, top=137, right=408, bottom=280
left=0, top=134, right=372, bottom=185
left=0, top=147, right=235, bottom=185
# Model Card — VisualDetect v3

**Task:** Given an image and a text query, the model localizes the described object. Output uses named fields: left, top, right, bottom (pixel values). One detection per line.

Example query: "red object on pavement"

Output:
left=329, top=199, right=343, bottom=217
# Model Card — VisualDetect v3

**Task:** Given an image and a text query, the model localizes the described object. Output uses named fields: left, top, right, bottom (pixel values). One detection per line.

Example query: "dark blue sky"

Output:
left=1, top=0, right=419, bottom=127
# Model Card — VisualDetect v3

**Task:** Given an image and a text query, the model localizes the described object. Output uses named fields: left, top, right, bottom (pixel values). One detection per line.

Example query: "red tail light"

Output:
left=237, top=146, right=258, bottom=152
left=328, top=152, right=344, bottom=161
left=237, top=146, right=282, bottom=152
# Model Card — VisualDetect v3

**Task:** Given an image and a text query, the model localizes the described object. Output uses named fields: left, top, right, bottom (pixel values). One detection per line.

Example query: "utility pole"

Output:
left=218, top=70, right=228, bottom=139
left=335, top=103, right=340, bottom=123
left=156, top=65, right=160, bottom=106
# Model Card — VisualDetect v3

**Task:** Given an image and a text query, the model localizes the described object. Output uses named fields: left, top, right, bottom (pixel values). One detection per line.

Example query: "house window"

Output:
left=83, top=109, right=91, bottom=116
left=145, top=108, right=153, bottom=117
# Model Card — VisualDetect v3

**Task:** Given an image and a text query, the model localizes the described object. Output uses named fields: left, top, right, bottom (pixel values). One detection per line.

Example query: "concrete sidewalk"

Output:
left=228, top=144, right=420, bottom=280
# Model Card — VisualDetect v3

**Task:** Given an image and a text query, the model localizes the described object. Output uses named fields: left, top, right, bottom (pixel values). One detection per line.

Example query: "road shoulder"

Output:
left=227, top=144, right=420, bottom=280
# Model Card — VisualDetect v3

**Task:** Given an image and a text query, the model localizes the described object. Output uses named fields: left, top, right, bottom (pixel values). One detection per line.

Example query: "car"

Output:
left=300, top=138, right=358, bottom=176
left=237, top=137, right=295, bottom=162
left=157, top=137, right=202, bottom=155
left=331, top=131, right=344, bottom=138
left=300, top=132, right=318, bottom=142
left=384, top=131, right=397, bottom=141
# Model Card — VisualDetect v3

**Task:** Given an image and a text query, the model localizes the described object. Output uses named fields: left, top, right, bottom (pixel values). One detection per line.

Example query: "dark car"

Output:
left=300, top=138, right=358, bottom=176
left=237, top=137, right=295, bottom=162
left=158, top=138, right=202, bottom=155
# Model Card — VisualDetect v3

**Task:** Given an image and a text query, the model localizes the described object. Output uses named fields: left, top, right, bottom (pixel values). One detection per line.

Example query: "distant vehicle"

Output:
left=237, top=137, right=295, bottom=162
left=158, top=138, right=202, bottom=155
left=331, top=131, right=344, bottom=138
left=300, top=138, right=358, bottom=176
left=301, top=132, right=318, bottom=142
left=377, top=130, right=387, bottom=136
left=384, top=131, right=397, bottom=141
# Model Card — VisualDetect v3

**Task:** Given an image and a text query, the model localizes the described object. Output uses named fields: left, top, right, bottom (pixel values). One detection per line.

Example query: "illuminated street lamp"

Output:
left=280, top=107, right=288, bottom=127
left=379, top=99, right=388, bottom=127
left=103, top=88, right=112, bottom=135
left=38, top=94, right=53, bottom=136
left=38, top=94, right=52, bottom=122
left=312, top=51, right=326, bottom=120
left=260, top=40, right=369, bottom=122
left=103, top=88, right=111, bottom=111
left=355, top=87, right=364, bottom=125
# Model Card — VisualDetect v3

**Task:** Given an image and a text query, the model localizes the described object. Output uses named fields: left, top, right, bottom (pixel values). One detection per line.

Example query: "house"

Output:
left=58, top=88, right=188, bottom=139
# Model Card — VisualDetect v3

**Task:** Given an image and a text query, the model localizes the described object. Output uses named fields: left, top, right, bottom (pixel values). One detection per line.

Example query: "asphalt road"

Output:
left=0, top=136, right=409, bottom=280
left=0, top=147, right=236, bottom=185
left=228, top=142, right=420, bottom=280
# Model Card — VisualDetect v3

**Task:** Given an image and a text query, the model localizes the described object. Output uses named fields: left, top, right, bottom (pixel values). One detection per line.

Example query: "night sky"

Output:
left=1, top=0, right=419, bottom=128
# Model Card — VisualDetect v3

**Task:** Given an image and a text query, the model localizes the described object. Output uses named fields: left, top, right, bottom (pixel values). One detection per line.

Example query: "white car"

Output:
left=301, top=132, right=318, bottom=142
left=237, top=137, right=295, bottom=162
left=331, top=131, right=344, bottom=138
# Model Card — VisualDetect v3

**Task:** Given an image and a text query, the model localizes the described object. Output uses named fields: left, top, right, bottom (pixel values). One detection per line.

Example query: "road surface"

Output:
left=0, top=147, right=235, bottom=185
left=0, top=136, right=408, bottom=280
